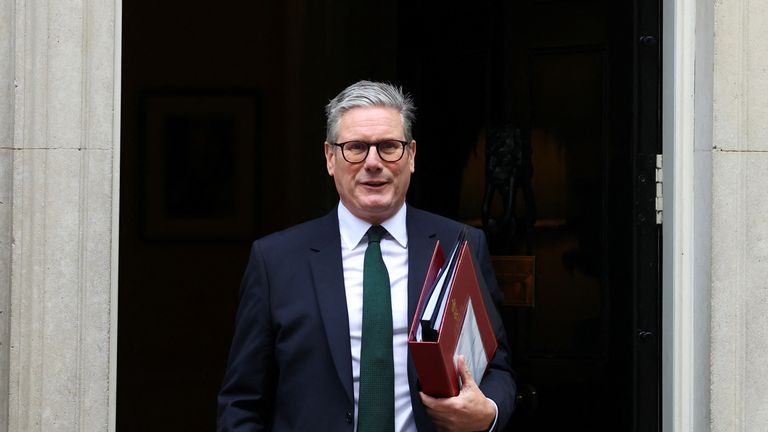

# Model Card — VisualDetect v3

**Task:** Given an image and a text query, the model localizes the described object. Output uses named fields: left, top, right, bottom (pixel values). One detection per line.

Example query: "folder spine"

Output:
left=408, top=341, right=459, bottom=397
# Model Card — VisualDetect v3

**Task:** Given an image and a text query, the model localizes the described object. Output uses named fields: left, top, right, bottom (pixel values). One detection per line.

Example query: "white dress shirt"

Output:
left=338, top=202, right=417, bottom=432
left=337, top=201, right=499, bottom=432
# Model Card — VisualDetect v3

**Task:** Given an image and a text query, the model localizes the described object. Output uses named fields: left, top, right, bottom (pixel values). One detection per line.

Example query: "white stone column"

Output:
left=711, top=0, right=768, bottom=430
left=0, top=0, right=121, bottom=429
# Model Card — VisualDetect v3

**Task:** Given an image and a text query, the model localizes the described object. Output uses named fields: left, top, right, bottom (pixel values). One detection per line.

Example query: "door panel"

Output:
left=397, top=1, right=661, bottom=430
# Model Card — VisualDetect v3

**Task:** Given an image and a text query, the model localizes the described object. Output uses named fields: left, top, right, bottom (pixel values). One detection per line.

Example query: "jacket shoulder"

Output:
left=250, top=211, right=337, bottom=254
left=407, top=206, right=485, bottom=236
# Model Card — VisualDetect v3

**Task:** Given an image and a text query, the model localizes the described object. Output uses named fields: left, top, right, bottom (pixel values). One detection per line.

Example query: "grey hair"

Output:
left=325, top=80, right=416, bottom=143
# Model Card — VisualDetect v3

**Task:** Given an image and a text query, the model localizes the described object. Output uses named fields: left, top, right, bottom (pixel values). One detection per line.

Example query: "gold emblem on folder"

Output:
left=451, top=298, right=460, bottom=321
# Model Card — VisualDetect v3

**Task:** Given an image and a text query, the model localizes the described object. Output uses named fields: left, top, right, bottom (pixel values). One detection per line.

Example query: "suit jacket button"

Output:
left=345, top=411, right=353, bottom=424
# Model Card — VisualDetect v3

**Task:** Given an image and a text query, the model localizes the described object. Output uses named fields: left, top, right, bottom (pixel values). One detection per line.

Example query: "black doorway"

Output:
left=118, top=1, right=662, bottom=430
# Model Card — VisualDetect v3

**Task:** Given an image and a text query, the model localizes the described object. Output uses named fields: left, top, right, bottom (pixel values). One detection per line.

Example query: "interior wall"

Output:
left=118, top=0, right=272, bottom=425
left=118, top=1, right=398, bottom=429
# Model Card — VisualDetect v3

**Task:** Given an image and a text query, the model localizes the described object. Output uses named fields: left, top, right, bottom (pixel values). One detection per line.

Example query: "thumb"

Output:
left=457, top=355, right=477, bottom=389
left=419, top=391, right=437, bottom=408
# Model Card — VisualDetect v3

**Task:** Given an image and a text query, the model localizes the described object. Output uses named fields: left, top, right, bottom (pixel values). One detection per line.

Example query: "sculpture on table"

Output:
left=481, top=124, right=536, bottom=254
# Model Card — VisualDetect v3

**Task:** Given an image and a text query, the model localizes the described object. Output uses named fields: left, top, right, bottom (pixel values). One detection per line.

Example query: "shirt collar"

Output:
left=337, top=201, right=408, bottom=250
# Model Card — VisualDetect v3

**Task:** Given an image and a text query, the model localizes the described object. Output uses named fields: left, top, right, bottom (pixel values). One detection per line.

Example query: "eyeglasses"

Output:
left=331, top=140, right=409, bottom=163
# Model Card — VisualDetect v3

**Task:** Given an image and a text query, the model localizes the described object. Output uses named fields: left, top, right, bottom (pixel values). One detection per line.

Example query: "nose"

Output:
left=363, top=144, right=383, bottom=168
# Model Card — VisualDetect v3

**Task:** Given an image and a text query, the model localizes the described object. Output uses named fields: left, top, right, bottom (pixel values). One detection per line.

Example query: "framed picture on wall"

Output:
left=140, top=90, right=260, bottom=241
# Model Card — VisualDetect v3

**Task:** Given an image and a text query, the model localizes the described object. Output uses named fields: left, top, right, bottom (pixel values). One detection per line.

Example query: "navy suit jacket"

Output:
left=218, top=205, right=516, bottom=431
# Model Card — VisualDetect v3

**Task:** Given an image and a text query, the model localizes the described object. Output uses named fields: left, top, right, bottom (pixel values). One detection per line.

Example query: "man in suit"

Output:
left=218, top=80, right=516, bottom=431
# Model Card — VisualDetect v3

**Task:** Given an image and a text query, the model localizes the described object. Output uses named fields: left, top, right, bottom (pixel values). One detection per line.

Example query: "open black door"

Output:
left=633, top=0, right=663, bottom=430
left=397, top=0, right=663, bottom=430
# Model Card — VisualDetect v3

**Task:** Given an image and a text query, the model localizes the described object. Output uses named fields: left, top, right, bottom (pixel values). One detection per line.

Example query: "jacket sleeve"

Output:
left=217, top=241, right=276, bottom=431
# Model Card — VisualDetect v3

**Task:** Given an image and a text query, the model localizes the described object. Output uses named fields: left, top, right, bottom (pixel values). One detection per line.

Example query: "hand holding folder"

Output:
left=407, top=231, right=498, bottom=397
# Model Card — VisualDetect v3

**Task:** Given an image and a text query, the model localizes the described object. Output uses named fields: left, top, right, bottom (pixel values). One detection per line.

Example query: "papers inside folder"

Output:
left=416, top=230, right=466, bottom=342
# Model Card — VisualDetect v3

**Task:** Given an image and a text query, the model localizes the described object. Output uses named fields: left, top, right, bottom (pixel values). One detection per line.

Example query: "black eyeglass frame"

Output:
left=331, top=140, right=410, bottom=163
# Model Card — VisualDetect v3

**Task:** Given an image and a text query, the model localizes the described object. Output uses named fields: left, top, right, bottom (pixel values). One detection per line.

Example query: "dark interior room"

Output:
left=118, top=0, right=660, bottom=430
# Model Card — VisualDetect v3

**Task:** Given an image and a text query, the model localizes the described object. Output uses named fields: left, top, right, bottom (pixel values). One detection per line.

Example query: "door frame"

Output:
left=662, top=0, right=713, bottom=430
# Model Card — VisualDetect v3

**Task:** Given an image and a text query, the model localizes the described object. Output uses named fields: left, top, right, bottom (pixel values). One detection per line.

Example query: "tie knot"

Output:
left=366, top=225, right=387, bottom=243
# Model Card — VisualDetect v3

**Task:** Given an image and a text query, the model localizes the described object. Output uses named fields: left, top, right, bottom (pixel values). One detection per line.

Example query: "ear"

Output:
left=324, top=142, right=336, bottom=176
left=408, top=140, right=416, bottom=173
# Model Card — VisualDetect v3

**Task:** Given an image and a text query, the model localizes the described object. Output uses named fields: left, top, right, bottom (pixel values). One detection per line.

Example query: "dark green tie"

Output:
left=357, top=225, right=395, bottom=432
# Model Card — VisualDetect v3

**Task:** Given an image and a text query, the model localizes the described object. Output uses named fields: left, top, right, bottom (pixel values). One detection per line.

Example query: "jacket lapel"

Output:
left=308, top=209, right=354, bottom=404
left=406, top=207, right=439, bottom=323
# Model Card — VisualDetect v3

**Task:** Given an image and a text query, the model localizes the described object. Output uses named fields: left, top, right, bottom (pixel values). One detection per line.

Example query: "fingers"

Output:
left=421, top=384, right=495, bottom=432
left=420, top=392, right=453, bottom=431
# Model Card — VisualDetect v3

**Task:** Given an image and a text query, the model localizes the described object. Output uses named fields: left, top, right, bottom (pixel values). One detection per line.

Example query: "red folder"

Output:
left=407, top=239, right=498, bottom=397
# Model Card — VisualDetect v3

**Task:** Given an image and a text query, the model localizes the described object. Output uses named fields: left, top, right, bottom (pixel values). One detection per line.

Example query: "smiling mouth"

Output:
left=361, top=180, right=388, bottom=188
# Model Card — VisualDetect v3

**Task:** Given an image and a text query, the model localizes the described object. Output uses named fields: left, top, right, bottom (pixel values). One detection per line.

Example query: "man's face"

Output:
left=325, top=106, right=416, bottom=224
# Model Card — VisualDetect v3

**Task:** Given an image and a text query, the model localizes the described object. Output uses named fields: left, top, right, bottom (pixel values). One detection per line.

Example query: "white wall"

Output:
left=710, top=0, right=768, bottom=430
left=0, top=0, right=121, bottom=430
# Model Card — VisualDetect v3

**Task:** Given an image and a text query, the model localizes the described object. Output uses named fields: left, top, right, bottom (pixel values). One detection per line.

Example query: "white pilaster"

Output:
left=664, top=0, right=714, bottom=431
left=0, top=0, right=121, bottom=430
